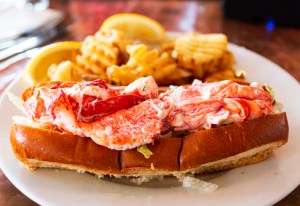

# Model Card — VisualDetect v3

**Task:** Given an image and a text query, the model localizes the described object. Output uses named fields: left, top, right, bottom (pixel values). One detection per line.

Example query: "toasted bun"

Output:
left=10, top=113, right=288, bottom=177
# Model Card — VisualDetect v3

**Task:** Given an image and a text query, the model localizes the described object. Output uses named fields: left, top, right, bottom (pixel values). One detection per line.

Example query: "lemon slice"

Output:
left=26, top=41, right=82, bottom=84
left=100, top=13, right=166, bottom=43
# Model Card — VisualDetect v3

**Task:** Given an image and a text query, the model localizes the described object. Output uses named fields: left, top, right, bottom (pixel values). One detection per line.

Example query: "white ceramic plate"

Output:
left=0, top=44, right=300, bottom=206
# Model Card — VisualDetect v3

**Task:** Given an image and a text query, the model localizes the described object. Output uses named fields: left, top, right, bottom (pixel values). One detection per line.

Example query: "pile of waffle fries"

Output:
left=48, top=29, right=244, bottom=85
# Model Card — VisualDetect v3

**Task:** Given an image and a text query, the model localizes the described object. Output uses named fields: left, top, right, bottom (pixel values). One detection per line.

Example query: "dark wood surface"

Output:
left=0, top=0, right=299, bottom=205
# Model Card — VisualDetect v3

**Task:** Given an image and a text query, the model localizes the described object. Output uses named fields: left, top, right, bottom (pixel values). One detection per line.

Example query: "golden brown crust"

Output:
left=181, top=141, right=286, bottom=175
left=180, top=113, right=288, bottom=170
left=121, top=138, right=182, bottom=174
left=10, top=124, right=121, bottom=174
left=10, top=113, right=288, bottom=177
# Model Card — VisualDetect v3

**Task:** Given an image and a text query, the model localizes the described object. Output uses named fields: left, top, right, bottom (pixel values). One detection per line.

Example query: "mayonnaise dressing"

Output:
left=123, top=76, right=158, bottom=98
left=149, top=99, right=170, bottom=119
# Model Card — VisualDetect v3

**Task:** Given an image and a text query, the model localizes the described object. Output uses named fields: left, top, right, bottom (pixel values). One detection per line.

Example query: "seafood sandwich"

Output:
left=10, top=76, right=288, bottom=181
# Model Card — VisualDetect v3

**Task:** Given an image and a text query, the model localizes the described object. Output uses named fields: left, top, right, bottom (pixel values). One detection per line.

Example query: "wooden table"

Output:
left=0, top=0, right=299, bottom=205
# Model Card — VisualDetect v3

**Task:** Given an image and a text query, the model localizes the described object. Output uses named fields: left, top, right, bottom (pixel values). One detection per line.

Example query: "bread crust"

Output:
left=121, top=138, right=182, bottom=174
left=10, top=124, right=120, bottom=174
left=180, top=112, right=289, bottom=170
left=10, top=113, right=288, bottom=177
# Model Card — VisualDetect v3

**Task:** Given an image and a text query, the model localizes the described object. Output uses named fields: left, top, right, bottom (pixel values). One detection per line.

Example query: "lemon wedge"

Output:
left=100, top=13, right=166, bottom=43
left=26, top=41, right=82, bottom=84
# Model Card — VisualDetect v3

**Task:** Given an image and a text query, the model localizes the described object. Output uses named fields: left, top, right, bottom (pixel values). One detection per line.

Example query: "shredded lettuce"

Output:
left=150, top=163, right=155, bottom=170
left=182, top=176, right=218, bottom=192
left=137, top=145, right=153, bottom=159
left=272, top=101, right=283, bottom=114
left=264, top=84, right=275, bottom=103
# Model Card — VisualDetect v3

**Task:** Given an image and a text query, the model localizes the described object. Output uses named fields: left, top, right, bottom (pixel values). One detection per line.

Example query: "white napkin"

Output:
left=0, top=7, right=64, bottom=40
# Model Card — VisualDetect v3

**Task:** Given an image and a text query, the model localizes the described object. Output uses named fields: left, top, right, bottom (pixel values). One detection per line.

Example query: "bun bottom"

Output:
left=19, top=140, right=284, bottom=179
left=10, top=113, right=288, bottom=179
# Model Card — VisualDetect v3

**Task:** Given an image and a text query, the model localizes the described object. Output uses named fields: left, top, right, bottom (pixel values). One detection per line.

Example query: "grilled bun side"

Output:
left=10, top=123, right=121, bottom=175
left=120, top=138, right=182, bottom=175
left=10, top=113, right=288, bottom=177
left=180, top=112, right=289, bottom=171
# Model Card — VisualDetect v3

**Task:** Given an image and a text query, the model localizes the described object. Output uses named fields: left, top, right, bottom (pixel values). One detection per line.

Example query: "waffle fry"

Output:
left=174, top=33, right=228, bottom=79
left=204, top=69, right=245, bottom=82
left=106, top=65, right=139, bottom=85
left=198, top=50, right=235, bottom=76
left=76, top=29, right=125, bottom=78
left=203, top=51, right=245, bottom=82
left=44, top=22, right=241, bottom=86
left=107, top=44, right=183, bottom=85
left=48, top=61, right=82, bottom=82
left=160, top=36, right=175, bottom=55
